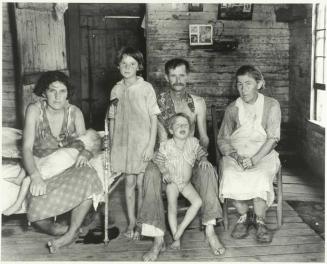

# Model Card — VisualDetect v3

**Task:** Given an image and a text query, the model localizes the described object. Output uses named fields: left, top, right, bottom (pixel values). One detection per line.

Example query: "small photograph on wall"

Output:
left=218, top=4, right=254, bottom=20
left=189, top=24, right=213, bottom=46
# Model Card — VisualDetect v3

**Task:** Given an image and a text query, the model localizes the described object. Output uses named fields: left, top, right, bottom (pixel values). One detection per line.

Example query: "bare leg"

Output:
left=47, top=199, right=92, bottom=253
left=134, top=173, right=144, bottom=240
left=33, top=219, right=68, bottom=236
left=4, top=168, right=26, bottom=186
left=174, top=183, right=202, bottom=241
left=125, top=174, right=136, bottom=239
left=143, top=236, right=166, bottom=262
left=166, top=183, right=180, bottom=250
left=253, top=197, right=267, bottom=218
left=205, top=224, right=225, bottom=255
left=233, top=200, right=249, bottom=215
left=3, top=177, right=31, bottom=216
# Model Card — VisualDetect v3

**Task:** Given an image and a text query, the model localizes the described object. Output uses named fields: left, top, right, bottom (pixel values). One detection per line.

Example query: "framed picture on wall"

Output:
left=189, top=24, right=213, bottom=46
left=218, top=4, right=254, bottom=20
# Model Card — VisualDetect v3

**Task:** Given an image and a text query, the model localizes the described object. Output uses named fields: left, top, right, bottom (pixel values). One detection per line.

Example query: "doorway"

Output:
left=67, top=4, right=146, bottom=130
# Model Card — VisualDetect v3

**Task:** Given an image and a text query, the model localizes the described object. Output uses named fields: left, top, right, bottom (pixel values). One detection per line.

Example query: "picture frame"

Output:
left=189, top=24, right=213, bottom=46
left=218, top=4, right=254, bottom=20
left=188, top=4, right=203, bottom=12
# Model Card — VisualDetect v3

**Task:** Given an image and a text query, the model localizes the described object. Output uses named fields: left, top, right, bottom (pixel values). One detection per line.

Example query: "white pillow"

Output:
left=2, top=127, right=23, bottom=159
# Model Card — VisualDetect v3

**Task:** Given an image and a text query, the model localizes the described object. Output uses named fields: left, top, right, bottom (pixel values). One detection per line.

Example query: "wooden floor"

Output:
left=1, top=162, right=325, bottom=262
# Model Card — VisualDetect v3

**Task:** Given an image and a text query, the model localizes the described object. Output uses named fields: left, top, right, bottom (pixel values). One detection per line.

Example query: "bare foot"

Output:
left=170, top=239, right=180, bottom=250
left=123, top=228, right=134, bottom=239
left=3, top=203, right=22, bottom=216
left=133, top=229, right=141, bottom=240
left=47, top=231, right=79, bottom=254
left=205, top=226, right=225, bottom=256
left=173, top=226, right=184, bottom=241
left=143, top=236, right=165, bottom=261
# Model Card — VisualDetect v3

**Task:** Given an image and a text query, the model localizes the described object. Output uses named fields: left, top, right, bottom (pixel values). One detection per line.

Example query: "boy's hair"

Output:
left=34, top=71, right=74, bottom=99
left=235, top=65, right=265, bottom=89
left=116, top=46, right=144, bottom=72
left=165, top=58, right=190, bottom=75
left=168, top=113, right=191, bottom=135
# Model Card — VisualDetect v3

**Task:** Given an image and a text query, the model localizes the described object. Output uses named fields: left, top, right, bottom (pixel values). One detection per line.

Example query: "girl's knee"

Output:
left=168, top=201, right=178, bottom=213
left=125, top=175, right=136, bottom=189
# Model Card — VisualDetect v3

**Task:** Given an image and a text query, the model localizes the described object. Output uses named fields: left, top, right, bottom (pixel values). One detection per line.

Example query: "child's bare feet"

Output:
left=173, top=226, right=185, bottom=241
left=170, top=239, right=180, bottom=250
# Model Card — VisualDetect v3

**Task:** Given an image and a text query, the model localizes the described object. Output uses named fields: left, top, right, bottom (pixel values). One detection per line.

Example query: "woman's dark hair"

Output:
left=165, top=58, right=190, bottom=75
left=33, top=71, right=74, bottom=99
left=168, top=113, right=191, bottom=133
left=116, top=46, right=144, bottom=72
left=235, top=65, right=265, bottom=89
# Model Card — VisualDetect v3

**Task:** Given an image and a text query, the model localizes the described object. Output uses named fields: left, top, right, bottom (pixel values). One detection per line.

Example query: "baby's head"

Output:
left=168, top=113, right=191, bottom=140
left=78, top=129, right=101, bottom=155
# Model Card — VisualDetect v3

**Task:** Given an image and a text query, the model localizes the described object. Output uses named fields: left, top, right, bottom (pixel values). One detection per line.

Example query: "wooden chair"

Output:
left=211, top=105, right=283, bottom=231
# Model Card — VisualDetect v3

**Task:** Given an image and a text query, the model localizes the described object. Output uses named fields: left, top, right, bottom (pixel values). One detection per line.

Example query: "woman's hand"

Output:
left=241, top=157, right=253, bottom=170
left=143, top=145, right=154, bottom=162
left=199, top=158, right=212, bottom=170
left=30, top=172, right=47, bottom=196
left=75, top=152, right=90, bottom=168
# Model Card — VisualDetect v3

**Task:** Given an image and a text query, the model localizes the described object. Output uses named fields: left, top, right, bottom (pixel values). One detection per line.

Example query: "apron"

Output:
left=219, top=95, right=280, bottom=206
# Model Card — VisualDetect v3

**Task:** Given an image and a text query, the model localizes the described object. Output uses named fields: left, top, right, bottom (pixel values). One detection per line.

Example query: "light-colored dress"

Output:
left=154, top=137, right=207, bottom=191
left=218, top=94, right=281, bottom=206
left=109, top=77, right=161, bottom=174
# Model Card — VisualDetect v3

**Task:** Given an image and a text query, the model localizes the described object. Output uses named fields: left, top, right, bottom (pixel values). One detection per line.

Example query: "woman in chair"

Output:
left=23, top=71, right=102, bottom=253
left=217, top=65, right=281, bottom=243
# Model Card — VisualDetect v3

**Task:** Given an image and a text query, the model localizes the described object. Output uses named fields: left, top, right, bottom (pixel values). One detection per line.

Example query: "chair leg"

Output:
left=223, top=199, right=229, bottom=231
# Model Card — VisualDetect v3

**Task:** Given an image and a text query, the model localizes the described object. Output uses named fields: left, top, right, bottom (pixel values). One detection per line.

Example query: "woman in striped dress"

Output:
left=23, top=71, right=102, bottom=253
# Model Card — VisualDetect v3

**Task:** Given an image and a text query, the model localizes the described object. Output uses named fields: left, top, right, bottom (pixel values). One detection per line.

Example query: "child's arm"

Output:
left=153, top=142, right=171, bottom=184
left=143, top=114, right=158, bottom=161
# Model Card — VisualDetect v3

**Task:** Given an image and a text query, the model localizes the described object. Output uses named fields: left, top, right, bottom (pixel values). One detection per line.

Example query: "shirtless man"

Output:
left=138, top=58, right=225, bottom=261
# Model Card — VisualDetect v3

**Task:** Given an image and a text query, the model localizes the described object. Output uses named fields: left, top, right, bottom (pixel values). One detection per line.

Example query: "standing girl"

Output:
left=108, top=47, right=160, bottom=240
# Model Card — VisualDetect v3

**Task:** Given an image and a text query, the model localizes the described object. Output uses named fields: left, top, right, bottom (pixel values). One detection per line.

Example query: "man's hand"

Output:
left=199, top=158, right=212, bottom=170
left=30, top=173, right=47, bottom=196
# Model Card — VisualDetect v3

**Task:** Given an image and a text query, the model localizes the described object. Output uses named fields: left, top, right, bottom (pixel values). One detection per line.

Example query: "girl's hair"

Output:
left=235, top=65, right=265, bottom=89
left=116, top=46, right=144, bottom=72
left=168, top=113, right=191, bottom=134
left=33, top=71, right=74, bottom=99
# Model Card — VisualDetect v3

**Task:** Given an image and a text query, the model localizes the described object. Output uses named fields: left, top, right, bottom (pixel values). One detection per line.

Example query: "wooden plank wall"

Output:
left=289, top=5, right=325, bottom=178
left=2, top=3, right=17, bottom=127
left=15, top=5, right=67, bottom=74
left=146, top=4, right=290, bottom=123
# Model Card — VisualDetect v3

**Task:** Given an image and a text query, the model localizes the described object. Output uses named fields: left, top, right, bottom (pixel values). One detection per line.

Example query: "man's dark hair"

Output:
left=165, top=58, right=190, bottom=75
left=33, top=71, right=74, bottom=99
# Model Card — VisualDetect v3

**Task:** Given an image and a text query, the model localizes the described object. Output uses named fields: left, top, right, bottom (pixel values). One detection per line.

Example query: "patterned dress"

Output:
left=27, top=101, right=102, bottom=222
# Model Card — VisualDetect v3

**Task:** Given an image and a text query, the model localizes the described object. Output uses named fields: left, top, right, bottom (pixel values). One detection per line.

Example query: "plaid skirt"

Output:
left=27, top=166, right=102, bottom=222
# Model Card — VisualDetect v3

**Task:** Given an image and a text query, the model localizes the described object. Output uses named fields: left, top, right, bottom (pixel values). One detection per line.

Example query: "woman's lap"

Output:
left=27, top=166, right=102, bottom=222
